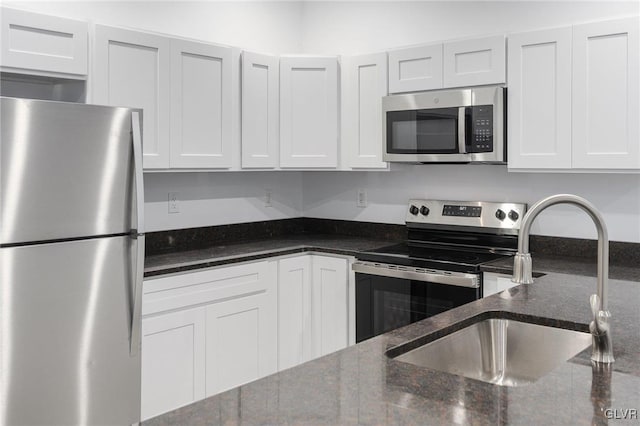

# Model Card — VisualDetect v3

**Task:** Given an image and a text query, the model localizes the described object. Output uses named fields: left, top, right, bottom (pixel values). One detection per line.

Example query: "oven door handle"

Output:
left=352, top=261, right=479, bottom=288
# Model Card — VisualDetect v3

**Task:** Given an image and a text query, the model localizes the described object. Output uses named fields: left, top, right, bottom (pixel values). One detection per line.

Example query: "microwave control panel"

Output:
left=468, top=105, right=493, bottom=153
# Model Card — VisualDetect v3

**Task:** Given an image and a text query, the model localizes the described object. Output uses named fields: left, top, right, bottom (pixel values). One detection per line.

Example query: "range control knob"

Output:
left=409, top=205, right=419, bottom=215
left=495, top=209, right=506, bottom=221
left=508, top=210, right=520, bottom=221
left=420, top=206, right=430, bottom=216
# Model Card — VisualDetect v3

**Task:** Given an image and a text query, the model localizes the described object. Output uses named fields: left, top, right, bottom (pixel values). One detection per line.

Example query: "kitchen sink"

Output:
left=391, top=318, right=592, bottom=387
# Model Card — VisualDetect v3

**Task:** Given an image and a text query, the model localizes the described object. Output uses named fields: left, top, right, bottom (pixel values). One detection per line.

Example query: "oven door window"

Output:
left=356, top=274, right=479, bottom=343
left=386, top=108, right=459, bottom=154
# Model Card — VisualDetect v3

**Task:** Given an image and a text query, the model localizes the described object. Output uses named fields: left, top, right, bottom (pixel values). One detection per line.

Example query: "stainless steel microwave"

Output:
left=382, top=85, right=506, bottom=164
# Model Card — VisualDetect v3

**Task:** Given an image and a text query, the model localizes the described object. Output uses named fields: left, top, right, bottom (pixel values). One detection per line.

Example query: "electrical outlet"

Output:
left=168, top=192, right=180, bottom=214
left=264, top=189, right=272, bottom=207
left=357, top=189, right=367, bottom=208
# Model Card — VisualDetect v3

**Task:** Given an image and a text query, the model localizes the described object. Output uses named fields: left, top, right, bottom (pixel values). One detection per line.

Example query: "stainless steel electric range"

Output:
left=353, top=199, right=527, bottom=343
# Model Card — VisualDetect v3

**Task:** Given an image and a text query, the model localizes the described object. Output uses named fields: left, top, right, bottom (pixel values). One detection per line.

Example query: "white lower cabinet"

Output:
left=141, top=254, right=352, bottom=418
left=141, top=260, right=277, bottom=419
left=205, top=288, right=277, bottom=396
left=483, top=272, right=517, bottom=297
left=278, top=255, right=350, bottom=370
left=141, top=307, right=206, bottom=421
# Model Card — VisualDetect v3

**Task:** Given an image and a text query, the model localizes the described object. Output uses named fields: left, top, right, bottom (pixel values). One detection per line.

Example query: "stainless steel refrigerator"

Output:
left=0, top=97, right=144, bottom=425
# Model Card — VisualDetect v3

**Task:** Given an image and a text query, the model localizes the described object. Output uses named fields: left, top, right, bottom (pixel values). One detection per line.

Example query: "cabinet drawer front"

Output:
left=1, top=7, right=87, bottom=76
left=443, top=35, right=506, bottom=87
left=143, top=261, right=274, bottom=315
left=388, top=44, right=443, bottom=93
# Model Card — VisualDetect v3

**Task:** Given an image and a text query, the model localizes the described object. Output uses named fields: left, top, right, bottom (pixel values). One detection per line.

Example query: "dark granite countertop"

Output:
left=144, top=269, right=640, bottom=425
left=144, top=234, right=399, bottom=277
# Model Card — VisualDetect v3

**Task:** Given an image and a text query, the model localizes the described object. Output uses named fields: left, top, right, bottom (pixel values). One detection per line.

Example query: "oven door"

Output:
left=353, top=263, right=480, bottom=343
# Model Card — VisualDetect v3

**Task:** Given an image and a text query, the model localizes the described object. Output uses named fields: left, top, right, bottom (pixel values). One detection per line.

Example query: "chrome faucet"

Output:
left=511, top=194, right=614, bottom=364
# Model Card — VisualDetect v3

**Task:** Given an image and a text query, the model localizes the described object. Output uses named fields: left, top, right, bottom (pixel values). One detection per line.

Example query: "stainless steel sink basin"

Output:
left=392, top=319, right=591, bottom=387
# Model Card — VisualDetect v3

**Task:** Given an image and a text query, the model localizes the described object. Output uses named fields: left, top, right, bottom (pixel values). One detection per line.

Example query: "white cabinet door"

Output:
left=277, top=256, right=313, bottom=370
left=483, top=272, right=517, bottom=297
left=572, top=17, right=640, bottom=169
left=205, top=289, right=277, bottom=396
left=242, top=51, right=279, bottom=168
left=341, top=53, right=388, bottom=169
left=388, top=44, right=443, bottom=93
left=0, top=7, right=87, bottom=77
left=443, top=35, right=506, bottom=88
left=280, top=56, right=339, bottom=168
left=311, top=256, right=349, bottom=358
left=141, top=307, right=206, bottom=421
left=170, top=39, right=233, bottom=168
left=93, top=25, right=170, bottom=169
left=507, top=27, right=572, bottom=169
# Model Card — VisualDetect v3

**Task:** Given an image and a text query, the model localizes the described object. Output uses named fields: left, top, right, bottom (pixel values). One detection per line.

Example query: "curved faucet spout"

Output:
left=511, top=194, right=614, bottom=364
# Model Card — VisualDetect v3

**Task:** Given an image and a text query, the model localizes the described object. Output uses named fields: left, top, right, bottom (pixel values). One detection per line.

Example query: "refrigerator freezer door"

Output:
left=0, top=236, right=140, bottom=425
left=0, top=97, right=136, bottom=245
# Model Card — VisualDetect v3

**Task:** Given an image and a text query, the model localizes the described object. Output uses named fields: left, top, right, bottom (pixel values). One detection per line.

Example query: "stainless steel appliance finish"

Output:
left=354, top=199, right=526, bottom=343
left=406, top=199, right=526, bottom=235
left=382, top=85, right=505, bottom=163
left=511, top=194, right=614, bottom=364
left=0, top=97, right=144, bottom=425
left=351, top=261, right=480, bottom=288
left=393, top=318, right=592, bottom=387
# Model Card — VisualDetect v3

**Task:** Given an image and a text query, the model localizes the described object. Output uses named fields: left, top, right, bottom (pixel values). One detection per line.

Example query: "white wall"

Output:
left=145, top=172, right=303, bottom=232
left=302, top=167, right=640, bottom=243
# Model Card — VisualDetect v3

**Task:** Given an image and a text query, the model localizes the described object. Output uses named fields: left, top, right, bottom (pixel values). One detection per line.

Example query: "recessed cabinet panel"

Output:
left=93, top=25, right=170, bottom=169
left=242, top=51, right=279, bottom=168
left=508, top=28, right=572, bottom=169
left=170, top=40, right=232, bottom=168
left=141, top=307, right=205, bottom=421
left=1, top=7, right=87, bottom=76
left=341, top=53, right=388, bottom=169
left=278, top=256, right=313, bottom=370
left=572, top=18, right=640, bottom=169
left=280, top=57, right=339, bottom=168
left=311, top=256, right=349, bottom=357
left=205, top=289, right=277, bottom=396
left=443, top=36, right=506, bottom=87
left=388, top=44, right=443, bottom=93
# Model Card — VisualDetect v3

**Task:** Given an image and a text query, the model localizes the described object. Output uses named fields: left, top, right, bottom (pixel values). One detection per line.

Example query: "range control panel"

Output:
left=406, top=199, right=528, bottom=233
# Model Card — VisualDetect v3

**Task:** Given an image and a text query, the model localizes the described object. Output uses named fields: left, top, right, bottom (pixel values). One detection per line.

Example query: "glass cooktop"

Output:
left=357, top=243, right=510, bottom=273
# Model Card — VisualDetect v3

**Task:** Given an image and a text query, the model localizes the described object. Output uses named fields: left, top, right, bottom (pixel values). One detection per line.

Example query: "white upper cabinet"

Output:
left=508, top=27, right=572, bottom=169
left=93, top=25, right=170, bottom=169
left=443, top=35, right=506, bottom=87
left=508, top=17, right=639, bottom=171
left=341, top=53, right=388, bottom=169
left=280, top=56, right=339, bottom=168
left=388, top=44, right=443, bottom=93
left=572, top=17, right=640, bottom=169
left=241, top=51, right=279, bottom=168
left=0, top=7, right=87, bottom=77
left=170, top=39, right=233, bottom=168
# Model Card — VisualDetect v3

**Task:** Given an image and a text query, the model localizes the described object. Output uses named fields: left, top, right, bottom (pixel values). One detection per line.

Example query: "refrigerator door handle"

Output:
left=130, top=111, right=145, bottom=357
left=131, top=111, right=145, bottom=236
left=130, top=234, right=145, bottom=356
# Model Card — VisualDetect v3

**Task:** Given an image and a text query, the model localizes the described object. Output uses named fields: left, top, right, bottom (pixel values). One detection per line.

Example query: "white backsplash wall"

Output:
left=144, top=172, right=304, bottom=232
left=302, top=167, right=640, bottom=243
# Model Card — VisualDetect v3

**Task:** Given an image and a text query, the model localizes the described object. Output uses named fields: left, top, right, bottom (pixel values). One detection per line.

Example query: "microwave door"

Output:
left=458, top=106, right=467, bottom=154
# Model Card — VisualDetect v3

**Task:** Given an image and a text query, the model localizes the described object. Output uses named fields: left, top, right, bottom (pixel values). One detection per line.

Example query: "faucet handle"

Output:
left=589, top=294, right=611, bottom=336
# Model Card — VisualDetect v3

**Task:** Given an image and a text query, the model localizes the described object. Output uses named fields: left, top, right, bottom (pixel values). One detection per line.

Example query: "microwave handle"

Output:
left=457, top=107, right=467, bottom=154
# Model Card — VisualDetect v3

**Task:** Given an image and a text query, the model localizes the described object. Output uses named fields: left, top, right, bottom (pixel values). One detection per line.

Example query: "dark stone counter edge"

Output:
left=144, top=245, right=362, bottom=278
